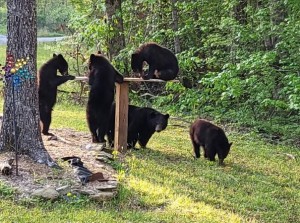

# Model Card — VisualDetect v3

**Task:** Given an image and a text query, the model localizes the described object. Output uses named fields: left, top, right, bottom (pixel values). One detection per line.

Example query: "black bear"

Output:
left=107, top=104, right=169, bottom=148
left=87, top=53, right=123, bottom=143
left=38, top=54, right=75, bottom=135
left=189, top=119, right=232, bottom=165
left=131, top=42, right=179, bottom=81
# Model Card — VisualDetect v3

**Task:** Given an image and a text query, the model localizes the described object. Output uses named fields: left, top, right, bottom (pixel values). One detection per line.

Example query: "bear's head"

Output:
left=88, top=54, right=101, bottom=85
left=148, top=111, right=169, bottom=132
left=53, top=54, right=68, bottom=76
left=88, top=54, right=123, bottom=85
left=131, top=53, right=144, bottom=76
left=218, top=142, right=233, bottom=165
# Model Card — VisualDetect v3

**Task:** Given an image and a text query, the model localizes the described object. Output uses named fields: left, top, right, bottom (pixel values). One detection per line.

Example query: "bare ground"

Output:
left=0, top=128, right=118, bottom=199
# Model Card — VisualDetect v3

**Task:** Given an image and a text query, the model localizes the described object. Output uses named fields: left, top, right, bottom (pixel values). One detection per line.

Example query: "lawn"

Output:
left=0, top=100, right=299, bottom=222
left=0, top=43, right=299, bottom=222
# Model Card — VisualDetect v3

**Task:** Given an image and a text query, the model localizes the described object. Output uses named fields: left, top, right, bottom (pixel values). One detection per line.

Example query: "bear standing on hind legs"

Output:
left=190, top=119, right=232, bottom=165
left=38, top=54, right=75, bottom=135
left=131, top=42, right=179, bottom=81
left=86, top=53, right=123, bottom=143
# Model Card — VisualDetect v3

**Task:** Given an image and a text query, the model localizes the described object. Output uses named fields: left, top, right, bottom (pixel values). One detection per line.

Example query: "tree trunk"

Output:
left=171, top=0, right=181, bottom=54
left=105, top=0, right=125, bottom=59
left=0, top=0, right=56, bottom=167
left=234, top=0, right=247, bottom=25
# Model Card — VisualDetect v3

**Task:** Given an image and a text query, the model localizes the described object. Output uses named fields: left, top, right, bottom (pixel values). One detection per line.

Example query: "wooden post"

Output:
left=74, top=77, right=179, bottom=153
left=115, top=82, right=129, bottom=152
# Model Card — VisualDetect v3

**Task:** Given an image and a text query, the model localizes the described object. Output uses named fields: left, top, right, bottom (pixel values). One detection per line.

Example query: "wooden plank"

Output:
left=74, top=76, right=88, bottom=81
left=114, top=82, right=129, bottom=152
left=74, top=76, right=180, bottom=83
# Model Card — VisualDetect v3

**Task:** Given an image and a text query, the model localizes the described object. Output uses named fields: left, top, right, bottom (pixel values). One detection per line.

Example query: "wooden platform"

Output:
left=75, top=77, right=179, bottom=151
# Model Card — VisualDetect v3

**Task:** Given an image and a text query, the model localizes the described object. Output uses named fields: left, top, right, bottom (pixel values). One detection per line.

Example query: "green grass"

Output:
left=0, top=43, right=68, bottom=69
left=1, top=101, right=299, bottom=222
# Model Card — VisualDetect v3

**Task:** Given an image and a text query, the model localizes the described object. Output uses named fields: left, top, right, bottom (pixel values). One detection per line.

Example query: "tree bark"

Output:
left=171, top=0, right=181, bottom=54
left=105, top=0, right=125, bottom=59
left=234, top=0, right=247, bottom=25
left=0, top=0, right=56, bottom=167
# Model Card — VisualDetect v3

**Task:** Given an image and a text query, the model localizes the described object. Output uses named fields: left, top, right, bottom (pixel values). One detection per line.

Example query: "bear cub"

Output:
left=131, top=42, right=179, bottom=81
left=86, top=53, right=123, bottom=143
left=190, top=119, right=232, bottom=165
left=107, top=104, right=169, bottom=148
left=38, top=54, right=75, bottom=135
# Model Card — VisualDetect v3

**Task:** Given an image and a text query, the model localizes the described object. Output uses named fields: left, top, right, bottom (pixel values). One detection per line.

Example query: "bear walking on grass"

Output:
left=86, top=53, right=124, bottom=143
left=131, top=42, right=179, bottom=81
left=38, top=54, right=75, bottom=135
left=107, top=104, right=169, bottom=148
left=190, top=119, right=232, bottom=165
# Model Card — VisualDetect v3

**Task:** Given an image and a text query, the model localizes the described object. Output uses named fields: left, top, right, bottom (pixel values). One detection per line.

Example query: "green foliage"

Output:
left=0, top=182, right=16, bottom=198
left=37, top=0, right=73, bottom=35
left=0, top=2, right=6, bottom=34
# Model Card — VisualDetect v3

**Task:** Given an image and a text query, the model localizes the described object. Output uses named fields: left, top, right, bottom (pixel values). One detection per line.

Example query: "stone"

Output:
left=95, top=184, right=117, bottom=192
left=98, top=151, right=114, bottom=160
left=85, top=143, right=106, bottom=151
left=56, top=185, right=71, bottom=195
left=72, top=189, right=97, bottom=195
left=90, top=192, right=116, bottom=202
left=31, top=187, right=59, bottom=200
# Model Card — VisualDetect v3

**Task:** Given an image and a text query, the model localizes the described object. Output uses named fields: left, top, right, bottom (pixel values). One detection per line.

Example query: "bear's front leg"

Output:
left=142, top=67, right=155, bottom=80
left=54, top=75, right=75, bottom=87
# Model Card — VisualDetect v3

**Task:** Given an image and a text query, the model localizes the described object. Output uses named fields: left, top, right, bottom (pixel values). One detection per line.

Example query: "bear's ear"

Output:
left=90, top=54, right=96, bottom=63
left=53, top=53, right=58, bottom=57
left=131, top=53, right=138, bottom=60
left=165, top=114, right=170, bottom=119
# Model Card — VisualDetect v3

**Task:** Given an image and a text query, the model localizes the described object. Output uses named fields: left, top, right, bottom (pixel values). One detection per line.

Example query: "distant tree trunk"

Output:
left=105, top=0, right=125, bottom=59
left=171, top=0, right=180, bottom=53
left=234, top=0, right=247, bottom=25
left=0, top=0, right=56, bottom=167
left=264, top=0, right=287, bottom=50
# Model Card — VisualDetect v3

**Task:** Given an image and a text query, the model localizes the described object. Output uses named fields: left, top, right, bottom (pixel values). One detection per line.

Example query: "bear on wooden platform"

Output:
left=38, top=54, right=75, bottom=135
left=131, top=42, right=179, bottom=81
left=190, top=119, right=232, bottom=165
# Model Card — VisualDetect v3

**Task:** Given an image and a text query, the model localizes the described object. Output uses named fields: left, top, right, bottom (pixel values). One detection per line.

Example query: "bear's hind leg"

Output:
left=155, top=69, right=177, bottom=81
left=191, top=140, right=201, bottom=158
left=87, top=114, right=100, bottom=143
left=40, top=104, right=52, bottom=135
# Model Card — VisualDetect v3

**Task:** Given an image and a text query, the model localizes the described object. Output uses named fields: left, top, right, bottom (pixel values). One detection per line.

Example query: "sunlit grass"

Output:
left=0, top=104, right=299, bottom=222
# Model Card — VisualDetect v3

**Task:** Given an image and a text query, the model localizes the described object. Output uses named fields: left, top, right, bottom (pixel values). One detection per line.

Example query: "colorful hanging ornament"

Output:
left=1, top=54, right=34, bottom=88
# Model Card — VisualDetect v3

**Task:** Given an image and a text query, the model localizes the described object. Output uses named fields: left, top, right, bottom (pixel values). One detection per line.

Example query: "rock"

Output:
left=90, top=192, right=116, bottom=202
left=89, top=172, right=107, bottom=182
left=95, top=184, right=117, bottom=192
left=31, top=187, right=59, bottom=200
left=72, top=189, right=97, bottom=195
left=97, top=151, right=114, bottom=160
left=84, top=143, right=105, bottom=151
left=47, top=135, right=58, bottom=141
left=95, top=156, right=110, bottom=163
left=107, top=180, right=118, bottom=187
left=56, top=185, right=71, bottom=196
left=101, top=148, right=114, bottom=154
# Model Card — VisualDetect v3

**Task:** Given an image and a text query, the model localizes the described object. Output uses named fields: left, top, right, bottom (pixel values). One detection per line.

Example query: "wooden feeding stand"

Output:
left=75, top=77, right=179, bottom=152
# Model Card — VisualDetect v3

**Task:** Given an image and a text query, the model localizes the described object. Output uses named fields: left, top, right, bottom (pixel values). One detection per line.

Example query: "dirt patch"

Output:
left=0, top=128, right=118, bottom=199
